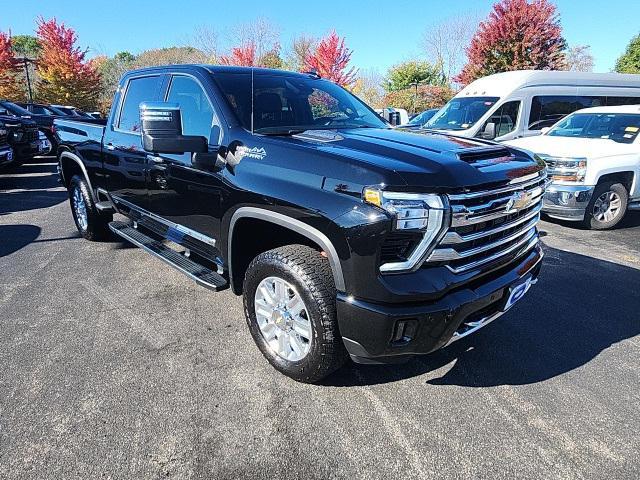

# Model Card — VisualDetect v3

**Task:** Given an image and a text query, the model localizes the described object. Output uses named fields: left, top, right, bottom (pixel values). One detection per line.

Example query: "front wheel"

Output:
left=243, top=245, right=347, bottom=383
left=584, top=182, right=628, bottom=230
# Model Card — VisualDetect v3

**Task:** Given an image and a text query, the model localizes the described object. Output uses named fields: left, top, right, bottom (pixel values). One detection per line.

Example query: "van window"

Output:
left=605, top=96, right=640, bottom=106
left=118, top=75, right=162, bottom=133
left=479, top=100, right=520, bottom=138
left=528, top=96, right=604, bottom=130
left=426, top=97, right=499, bottom=131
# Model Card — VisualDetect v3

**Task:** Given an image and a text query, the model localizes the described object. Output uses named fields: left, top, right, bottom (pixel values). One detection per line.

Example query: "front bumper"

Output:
left=338, top=244, right=544, bottom=364
left=542, top=184, right=595, bottom=221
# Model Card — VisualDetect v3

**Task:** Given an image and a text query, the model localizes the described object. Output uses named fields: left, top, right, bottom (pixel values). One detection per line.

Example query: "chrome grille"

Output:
left=425, top=172, right=550, bottom=274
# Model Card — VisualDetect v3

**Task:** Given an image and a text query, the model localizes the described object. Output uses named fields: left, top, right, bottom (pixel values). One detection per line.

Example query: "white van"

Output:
left=425, top=70, right=640, bottom=142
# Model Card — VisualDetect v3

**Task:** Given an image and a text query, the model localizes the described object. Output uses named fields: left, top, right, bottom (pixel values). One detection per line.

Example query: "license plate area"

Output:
left=503, top=275, right=533, bottom=311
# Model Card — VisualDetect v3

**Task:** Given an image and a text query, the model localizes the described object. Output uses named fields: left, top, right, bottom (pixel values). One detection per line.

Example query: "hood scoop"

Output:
left=457, top=146, right=514, bottom=167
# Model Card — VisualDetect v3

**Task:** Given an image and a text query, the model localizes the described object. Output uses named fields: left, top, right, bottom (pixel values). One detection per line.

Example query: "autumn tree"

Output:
left=95, top=51, right=136, bottom=115
left=456, top=0, right=567, bottom=85
left=615, top=33, right=640, bottom=74
left=304, top=31, right=357, bottom=87
left=219, top=18, right=282, bottom=67
left=383, top=84, right=454, bottom=113
left=133, top=46, right=206, bottom=68
left=35, top=17, right=101, bottom=110
left=284, top=35, right=317, bottom=71
left=0, top=32, right=23, bottom=101
left=351, top=68, right=384, bottom=108
left=565, top=45, right=594, bottom=72
left=384, top=60, right=445, bottom=92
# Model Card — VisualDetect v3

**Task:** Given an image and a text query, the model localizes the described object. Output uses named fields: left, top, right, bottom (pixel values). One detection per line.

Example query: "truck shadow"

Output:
left=0, top=225, right=42, bottom=257
left=0, top=161, right=67, bottom=215
left=327, top=246, right=640, bottom=387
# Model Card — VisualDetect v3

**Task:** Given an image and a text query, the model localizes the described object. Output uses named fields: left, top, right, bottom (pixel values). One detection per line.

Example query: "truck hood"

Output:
left=505, top=135, right=637, bottom=159
left=284, top=128, right=543, bottom=190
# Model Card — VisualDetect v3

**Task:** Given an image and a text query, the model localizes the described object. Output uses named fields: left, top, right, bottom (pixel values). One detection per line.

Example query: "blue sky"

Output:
left=2, top=0, right=639, bottom=74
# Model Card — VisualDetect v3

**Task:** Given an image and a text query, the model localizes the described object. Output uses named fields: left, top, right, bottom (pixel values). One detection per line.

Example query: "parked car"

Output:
left=506, top=105, right=640, bottom=229
left=0, top=109, right=41, bottom=165
left=0, top=121, right=14, bottom=169
left=425, top=70, right=640, bottom=142
left=401, top=108, right=440, bottom=129
left=1, top=100, right=58, bottom=154
left=55, top=65, right=547, bottom=382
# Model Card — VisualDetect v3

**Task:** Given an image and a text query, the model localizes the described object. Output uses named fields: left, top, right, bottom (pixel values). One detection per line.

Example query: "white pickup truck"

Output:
left=506, top=105, right=640, bottom=229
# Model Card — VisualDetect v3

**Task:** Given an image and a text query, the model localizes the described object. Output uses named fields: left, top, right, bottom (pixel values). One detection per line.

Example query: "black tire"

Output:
left=68, top=175, right=112, bottom=241
left=243, top=245, right=347, bottom=383
left=583, top=182, right=628, bottom=230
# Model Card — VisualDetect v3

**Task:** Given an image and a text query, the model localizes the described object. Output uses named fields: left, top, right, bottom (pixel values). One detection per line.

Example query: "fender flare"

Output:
left=59, top=151, right=98, bottom=202
left=228, top=207, right=346, bottom=292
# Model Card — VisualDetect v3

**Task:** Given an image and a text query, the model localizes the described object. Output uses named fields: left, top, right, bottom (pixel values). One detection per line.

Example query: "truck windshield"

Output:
left=212, top=72, right=388, bottom=134
left=547, top=113, right=640, bottom=144
left=425, top=97, right=499, bottom=131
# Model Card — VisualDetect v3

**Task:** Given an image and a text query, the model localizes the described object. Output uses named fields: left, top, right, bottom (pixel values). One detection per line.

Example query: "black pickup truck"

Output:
left=55, top=65, right=547, bottom=382
left=0, top=120, right=14, bottom=168
left=0, top=108, right=40, bottom=166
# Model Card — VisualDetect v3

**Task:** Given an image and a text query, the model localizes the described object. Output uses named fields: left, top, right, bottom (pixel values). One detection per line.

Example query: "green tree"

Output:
left=383, top=84, right=454, bottom=113
left=615, top=33, right=640, bottom=74
left=11, top=34, right=41, bottom=58
left=384, top=60, right=445, bottom=92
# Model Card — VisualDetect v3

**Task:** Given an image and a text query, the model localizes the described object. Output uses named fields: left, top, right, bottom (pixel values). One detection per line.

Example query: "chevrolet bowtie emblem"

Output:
left=506, top=191, right=532, bottom=212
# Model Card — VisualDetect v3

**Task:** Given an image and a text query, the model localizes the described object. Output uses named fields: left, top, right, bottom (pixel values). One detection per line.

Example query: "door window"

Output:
left=166, top=75, right=218, bottom=143
left=480, top=101, right=520, bottom=138
left=118, top=75, right=162, bottom=133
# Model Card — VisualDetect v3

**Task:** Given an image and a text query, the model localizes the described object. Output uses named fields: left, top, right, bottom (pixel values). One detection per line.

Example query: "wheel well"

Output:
left=598, top=171, right=634, bottom=192
left=59, top=154, right=83, bottom=189
left=230, top=217, right=322, bottom=294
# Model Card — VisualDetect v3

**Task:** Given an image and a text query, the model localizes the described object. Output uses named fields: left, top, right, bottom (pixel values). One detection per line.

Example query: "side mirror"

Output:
left=481, top=122, right=496, bottom=140
left=540, top=127, right=550, bottom=135
left=140, top=102, right=207, bottom=154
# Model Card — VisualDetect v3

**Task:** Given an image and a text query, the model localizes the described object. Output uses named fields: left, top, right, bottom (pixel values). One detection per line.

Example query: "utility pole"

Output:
left=15, top=57, right=35, bottom=103
left=409, top=81, right=424, bottom=116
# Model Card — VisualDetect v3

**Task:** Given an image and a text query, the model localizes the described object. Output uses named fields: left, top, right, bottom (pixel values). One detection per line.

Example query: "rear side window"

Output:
left=118, top=76, right=162, bottom=133
left=528, top=96, right=604, bottom=130
left=605, top=96, right=640, bottom=106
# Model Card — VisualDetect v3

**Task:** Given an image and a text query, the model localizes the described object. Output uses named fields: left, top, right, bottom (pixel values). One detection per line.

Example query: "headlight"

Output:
left=363, top=188, right=448, bottom=273
left=542, top=156, right=587, bottom=182
left=12, top=131, right=23, bottom=142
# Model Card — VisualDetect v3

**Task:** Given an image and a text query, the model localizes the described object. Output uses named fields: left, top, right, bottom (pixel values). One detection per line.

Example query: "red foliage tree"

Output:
left=219, top=42, right=257, bottom=66
left=0, top=32, right=23, bottom=100
left=456, top=0, right=566, bottom=85
left=35, top=17, right=101, bottom=110
left=304, top=31, right=357, bottom=87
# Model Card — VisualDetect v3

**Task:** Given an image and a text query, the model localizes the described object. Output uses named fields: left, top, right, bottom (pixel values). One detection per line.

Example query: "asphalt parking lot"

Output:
left=1, top=159, right=639, bottom=479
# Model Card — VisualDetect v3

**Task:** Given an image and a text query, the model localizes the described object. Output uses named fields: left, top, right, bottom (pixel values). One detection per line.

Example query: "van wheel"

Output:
left=584, top=182, right=628, bottom=230
left=243, top=245, right=347, bottom=383
left=69, top=175, right=112, bottom=240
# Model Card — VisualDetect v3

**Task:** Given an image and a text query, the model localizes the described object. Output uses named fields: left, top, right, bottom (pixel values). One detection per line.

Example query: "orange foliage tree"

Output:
left=35, top=17, right=101, bottom=110
left=304, top=31, right=357, bottom=87
left=0, top=32, right=23, bottom=101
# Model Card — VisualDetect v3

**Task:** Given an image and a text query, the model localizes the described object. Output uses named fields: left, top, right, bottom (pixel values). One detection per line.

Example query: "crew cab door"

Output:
left=102, top=74, right=164, bottom=210
left=144, top=73, right=227, bottom=244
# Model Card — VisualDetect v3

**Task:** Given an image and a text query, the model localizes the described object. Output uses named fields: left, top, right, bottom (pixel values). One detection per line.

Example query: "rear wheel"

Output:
left=69, top=175, right=112, bottom=240
left=243, top=245, right=347, bottom=383
left=584, top=182, right=628, bottom=230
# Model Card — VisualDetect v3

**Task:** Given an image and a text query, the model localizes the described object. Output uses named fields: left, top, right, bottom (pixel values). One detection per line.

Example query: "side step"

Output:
left=108, top=221, right=227, bottom=291
left=95, top=201, right=115, bottom=213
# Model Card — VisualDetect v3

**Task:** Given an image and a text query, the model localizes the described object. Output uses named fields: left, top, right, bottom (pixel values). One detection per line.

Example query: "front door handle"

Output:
left=105, top=143, right=116, bottom=151
left=147, top=154, right=164, bottom=164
